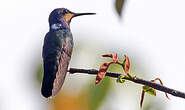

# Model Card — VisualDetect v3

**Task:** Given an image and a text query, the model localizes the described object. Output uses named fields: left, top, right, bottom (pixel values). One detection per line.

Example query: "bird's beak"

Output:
left=73, top=12, right=96, bottom=17
left=64, top=12, right=95, bottom=23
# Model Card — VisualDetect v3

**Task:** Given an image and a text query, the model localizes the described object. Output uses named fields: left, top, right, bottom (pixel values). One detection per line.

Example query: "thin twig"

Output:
left=68, top=68, right=185, bottom=99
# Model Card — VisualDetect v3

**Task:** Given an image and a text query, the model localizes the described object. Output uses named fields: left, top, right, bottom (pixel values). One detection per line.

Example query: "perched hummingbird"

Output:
left=41, top=8, right=95, bottom=98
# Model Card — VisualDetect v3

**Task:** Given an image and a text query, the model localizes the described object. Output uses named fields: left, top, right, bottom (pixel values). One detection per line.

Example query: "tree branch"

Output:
left=68, top=68, right=185, bottom=99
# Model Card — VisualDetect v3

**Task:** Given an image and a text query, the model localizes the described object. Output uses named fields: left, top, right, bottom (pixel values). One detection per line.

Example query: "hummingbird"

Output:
left=41, top=8, right=95, bottom=98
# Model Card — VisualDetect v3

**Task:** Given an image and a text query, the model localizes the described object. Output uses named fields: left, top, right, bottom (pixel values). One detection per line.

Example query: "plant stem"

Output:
left=68, top=67, right=185, bottom=99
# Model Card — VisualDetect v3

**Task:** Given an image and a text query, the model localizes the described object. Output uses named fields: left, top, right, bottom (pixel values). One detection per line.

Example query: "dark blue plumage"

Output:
left=42, top=29, right=73, bottom=98
left=41, top=8, right=95, bottom=98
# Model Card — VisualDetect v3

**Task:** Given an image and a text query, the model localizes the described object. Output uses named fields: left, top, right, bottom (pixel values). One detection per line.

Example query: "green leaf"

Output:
left=117, top=75, right=126, bottom=83
left=115, top=0, right=125, bottom=17
left=143, top=85, right=156, bottom=96
left=89, top=77, right=111, bottom=110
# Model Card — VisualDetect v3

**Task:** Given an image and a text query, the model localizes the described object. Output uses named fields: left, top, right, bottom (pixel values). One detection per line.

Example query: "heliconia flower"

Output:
left=102, top=53, right=118, bottom=63
left=123, top=55, right=130, bottom=74
left=95, top=62, right=112, bottom=84
left=140, top=78, right=170, bottom=108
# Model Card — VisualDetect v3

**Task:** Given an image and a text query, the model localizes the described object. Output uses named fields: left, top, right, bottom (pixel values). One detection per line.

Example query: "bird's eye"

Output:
left=64, top=10, right=69, bottom=14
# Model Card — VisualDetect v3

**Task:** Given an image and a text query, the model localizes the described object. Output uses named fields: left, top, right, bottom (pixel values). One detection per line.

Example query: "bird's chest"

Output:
left=48, top=30, right=73, bottom=49
left=56, top=30, right=73, bottom=48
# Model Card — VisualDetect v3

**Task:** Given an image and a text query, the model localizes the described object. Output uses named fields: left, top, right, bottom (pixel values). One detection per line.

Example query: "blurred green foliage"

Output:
left=36, top=64, right=43, bottom=86
left=89, top=77, right=111, bottom=110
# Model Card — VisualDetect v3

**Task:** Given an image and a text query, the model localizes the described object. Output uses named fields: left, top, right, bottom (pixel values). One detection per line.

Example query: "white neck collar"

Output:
left=51, top=23, right=62, bottom=30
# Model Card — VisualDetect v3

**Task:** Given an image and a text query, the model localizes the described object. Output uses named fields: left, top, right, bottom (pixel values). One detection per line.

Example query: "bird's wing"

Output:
left=41, top=31, right=73, bottom=98
left=52, top=37, right=73, bottom=97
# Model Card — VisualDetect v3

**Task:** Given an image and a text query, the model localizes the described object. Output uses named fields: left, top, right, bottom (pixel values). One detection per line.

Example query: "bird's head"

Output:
left=49, top=8, right=95, bottom=29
